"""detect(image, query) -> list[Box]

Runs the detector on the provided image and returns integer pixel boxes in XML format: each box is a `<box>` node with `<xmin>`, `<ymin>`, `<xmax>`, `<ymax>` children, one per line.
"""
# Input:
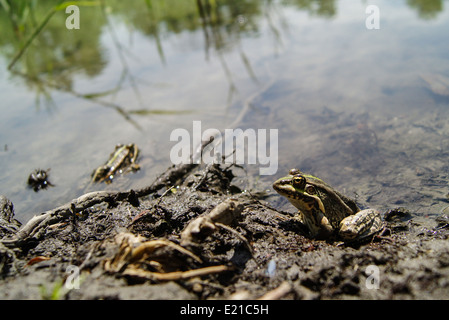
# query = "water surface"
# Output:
<box><xmin>1</xmin><ymin>0</ymin><xmax>448</xmax><ymax>221</ymax></box>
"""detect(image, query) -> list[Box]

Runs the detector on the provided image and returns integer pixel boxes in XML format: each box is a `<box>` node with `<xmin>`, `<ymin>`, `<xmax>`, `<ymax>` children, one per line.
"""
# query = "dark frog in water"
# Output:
<box><xmin>273</xmin><ymin>169</ymin><xmax>384</xmax><ymax>242</ymax></box>
<box><xmin>92</xmin><ymin>143</ymin><xmax>140</xmax><ymax>184</ymax></box>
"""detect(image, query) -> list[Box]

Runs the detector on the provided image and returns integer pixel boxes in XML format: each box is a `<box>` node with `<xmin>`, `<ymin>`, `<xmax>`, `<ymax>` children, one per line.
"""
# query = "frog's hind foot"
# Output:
<box><xmin>338</xmin><ymin>209</ymin><xmax>383</xmax><ymax>242</ymax></box>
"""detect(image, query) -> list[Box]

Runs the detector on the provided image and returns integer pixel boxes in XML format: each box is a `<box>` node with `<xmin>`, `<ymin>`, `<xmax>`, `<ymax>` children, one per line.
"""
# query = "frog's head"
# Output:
<box><xmin>272</xmin><ymin>169</ymin><xmax>326</xmax><ymax>215</ymax></box>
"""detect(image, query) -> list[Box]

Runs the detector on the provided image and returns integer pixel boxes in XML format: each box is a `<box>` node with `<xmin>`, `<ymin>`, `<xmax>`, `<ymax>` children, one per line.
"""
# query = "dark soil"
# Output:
<box><xmin>1</xmin><ymin>160</ymin><xmax>449</xmax><ymax>300</ymax></box>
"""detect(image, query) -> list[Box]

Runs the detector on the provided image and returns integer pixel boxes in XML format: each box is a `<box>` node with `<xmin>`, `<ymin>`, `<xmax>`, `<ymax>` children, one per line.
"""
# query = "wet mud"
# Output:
<box><xmin>1</xmin><ymin>155</ymin><xmax>449</xmax><ymax>300</ymax></box>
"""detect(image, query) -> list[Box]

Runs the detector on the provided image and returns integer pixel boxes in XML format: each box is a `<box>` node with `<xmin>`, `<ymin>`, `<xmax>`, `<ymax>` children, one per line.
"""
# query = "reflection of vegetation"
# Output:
<box><xmin>407</xmin><ymin>0</ymin><xmax>443</xmax><ymax>20</ymax></box>
<box><xmin>1</xmin><ymin>1</ymin><xmax>105</xmax><ymax>75</ymax></box>
<box><xmin>0</xmin><ymin>0</ymin><xmax>106</xmax><ymax>109</ymax></box>
<box><xmin>0</xmin><ymin>0</ymin><xmax>444</xmax><ymax>117</ymax></box>
<box><xmin>0</xmin><ymin>0</ymin><xmax>268</xmax><ymax>115</ymax></box>
<box><xmin>104</xmin><ymin>0</ymin><xmax>264</xmax><ymax>104</ymax></box>
<box><xmin>283</xmin><ymin>0</ymin><xmax>337</xmax><ymax>18</ymax></box>
<box><xmin>0</xmin><ymin>0</ymin><xmax>37</xmax><ymax>39</ymax></box>
<box><xmin>196</xmin><ymin>0</ymin><xmax>262</xmax><ymax>103</ymax></box>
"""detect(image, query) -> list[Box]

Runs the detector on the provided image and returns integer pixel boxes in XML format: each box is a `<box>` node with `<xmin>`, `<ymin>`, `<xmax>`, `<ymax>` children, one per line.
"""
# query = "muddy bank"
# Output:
<box><xmin>1</xmin><ymin>160</ymin><xmax>449</xmax><ymax>300</ymax></box>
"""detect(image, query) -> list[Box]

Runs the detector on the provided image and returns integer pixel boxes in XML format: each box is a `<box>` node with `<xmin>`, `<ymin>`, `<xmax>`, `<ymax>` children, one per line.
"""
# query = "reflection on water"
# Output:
<box><xmin>0</xmin><ymin>0</ymin><xmax>449</xmax><ymax>221</ymax></box>
<box><xmin>2</xmin><ymin>0</ymin><xmax>446</xmax><ymax>109</ymax></box>
<box><xmin>284</xmin><ymin>0</ymin><xmax>337</xmax><ymax>18</ymax></box>
<box><xmin>407</xmin><ymin>0</ymin><xmax>444</xmax><ymax>19</ymax></box>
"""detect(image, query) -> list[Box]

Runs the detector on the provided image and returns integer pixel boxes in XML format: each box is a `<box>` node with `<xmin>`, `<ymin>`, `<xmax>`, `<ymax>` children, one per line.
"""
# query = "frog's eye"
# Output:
<box><xmin>289</xmin><ymin>168</ymin><xmax>301</xmax><ymax>176</ymax></box>
<box><xmin>305</xmin><ymin>185</ymin><xmax>316</xmax><ymax>195</ymax></box>
<box><xmin>292</xmin><ymin>176</ymin><xmax>306</xmax><ymax>190</ymax></box>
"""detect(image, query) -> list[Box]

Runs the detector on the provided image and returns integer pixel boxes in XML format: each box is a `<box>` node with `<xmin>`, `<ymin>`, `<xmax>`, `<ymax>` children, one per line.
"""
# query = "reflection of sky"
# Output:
<box><xmin>1</xmin><ymin>0</ymin><xmax>449</xmax><ymax>221</ymax></box>
<box><xmin>278</xmin><ymin>0</ymin><xmax>449</xmax><ymax>113</ymax></box>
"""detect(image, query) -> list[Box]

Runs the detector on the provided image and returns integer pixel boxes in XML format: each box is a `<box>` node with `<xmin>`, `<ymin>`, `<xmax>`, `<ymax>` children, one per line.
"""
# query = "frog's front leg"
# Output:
<box><xmin>299</xmin><ymin>210</ymin><xmax>334</xmax><ymax>239</ymax></box>
<box><xmin>338</xmin><ymin>209</ymin><xmax>382</xmax><ymax>241</ymax></box>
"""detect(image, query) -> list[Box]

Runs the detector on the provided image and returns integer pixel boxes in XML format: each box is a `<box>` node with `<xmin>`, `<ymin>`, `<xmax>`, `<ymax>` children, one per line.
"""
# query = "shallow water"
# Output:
<box><xmin>0</xmin><ymin>0</ymin><xmax>448</xmax><ymax>222</ymax></box>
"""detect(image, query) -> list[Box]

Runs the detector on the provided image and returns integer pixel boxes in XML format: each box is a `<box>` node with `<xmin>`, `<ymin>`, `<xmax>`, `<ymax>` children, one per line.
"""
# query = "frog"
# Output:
<box><xmin>91</xmin><ymin>143</ymin><xmax>140</xmax><ymax>184</ymax></box>
<box><xmin>273</xmin><ymin>168</ymin><xmax>383</xmax><ymax>241</ymax></box>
